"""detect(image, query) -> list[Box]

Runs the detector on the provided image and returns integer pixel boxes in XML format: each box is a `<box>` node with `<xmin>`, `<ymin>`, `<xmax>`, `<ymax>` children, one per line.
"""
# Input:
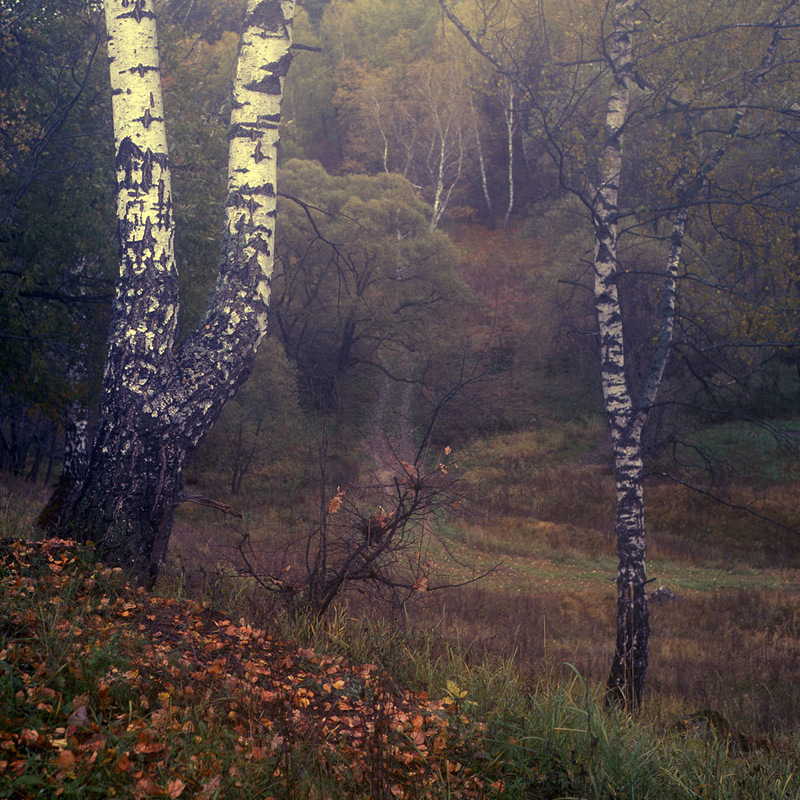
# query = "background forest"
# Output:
<box><xmin>3</xmin><ymin>0</ymin><xmax>800</xmax><ymax>794</ymax></box>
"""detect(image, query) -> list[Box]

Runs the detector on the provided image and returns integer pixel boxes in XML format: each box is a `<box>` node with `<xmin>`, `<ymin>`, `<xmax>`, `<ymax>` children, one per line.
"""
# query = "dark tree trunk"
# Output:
<box><xmin>606</xmin><ymin>447</ymin><xmax>649</xmax><ymax>707</ymax></box>
<box><xmin>39</xmin><ymin>411</ymin><xmax>89</xmax><ymax>530</ymax></box>
<box><xmin>68</xmin><ymin>418</ymin><xmax>184</xmax><ymax>585</ymax></box>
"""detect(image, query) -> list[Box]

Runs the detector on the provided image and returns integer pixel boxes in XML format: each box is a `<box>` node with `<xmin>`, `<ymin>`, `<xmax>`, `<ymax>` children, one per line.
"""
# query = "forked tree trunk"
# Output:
<box><xmin>55</xmin><ymin>0</ymin><xmax>295</xmax><ymax>585</ymax></box>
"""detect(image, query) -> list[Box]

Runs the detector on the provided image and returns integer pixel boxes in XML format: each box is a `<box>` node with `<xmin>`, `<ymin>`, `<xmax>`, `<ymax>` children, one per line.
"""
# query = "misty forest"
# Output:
<box><xmin>3</xmin><ymin>0</ymin><xmax>800</xmax><ymax>797</ymax></box>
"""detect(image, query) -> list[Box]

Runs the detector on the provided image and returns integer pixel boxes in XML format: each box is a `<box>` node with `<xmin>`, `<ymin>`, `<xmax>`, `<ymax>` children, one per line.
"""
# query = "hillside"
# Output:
<box><xmin>0</xmin><ymin>537</ymin><xmax>492</xmax><ymax>799</ymax></box>
<box><xmin>3</xmin><ymin>463</ymin><xmax>800</xmax><ymax>799</ymax></box>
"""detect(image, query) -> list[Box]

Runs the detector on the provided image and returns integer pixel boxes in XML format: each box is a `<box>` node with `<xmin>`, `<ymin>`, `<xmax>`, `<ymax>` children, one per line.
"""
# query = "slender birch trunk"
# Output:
<box><xmin>471</xmin><ymin>97</ymin><xmax>494</xmax><ymax>226</ymax></box>
<box><xmin>56</xmin><ymin>0</ymin><xmax>295</xmax><ymax>585</ymax></box>
<box><xmin>502</xmin><ymin>81</ymin><xmax>515</xmax><ymax>230</ymax></box>
<box><xmin>597</xmin><ymin>0</ymin><xmax>787</xmax><ymax>706</ymax></box>
<box><xmin>589</xmin><ymin>0</ymin><xmax>652</xmax><ymax>707</ymax></box>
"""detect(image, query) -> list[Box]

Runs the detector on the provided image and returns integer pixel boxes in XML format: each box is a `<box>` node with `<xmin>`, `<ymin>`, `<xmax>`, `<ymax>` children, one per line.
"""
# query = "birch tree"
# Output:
<box><xmin>439</xmin><ymin>0</ymin><xmax>798</xmax><ymax>706</ymax></box>
<box><xmin>49</xmin><ymin>0</ymin><xmax>295</xmax><ymax>585</ymax></box>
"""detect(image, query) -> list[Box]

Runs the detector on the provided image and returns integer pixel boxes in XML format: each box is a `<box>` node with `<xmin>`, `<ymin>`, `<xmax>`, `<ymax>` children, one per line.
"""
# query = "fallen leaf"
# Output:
<box><xmin>200</xmin><ymin>775</ymin><xmax>222</xmax><ymax>799</ymax></box>
<box><xmin>20</xmin><ymin>728</ymin><xmax>43</xmax><ymax>747</ymax></box>
<box><xmin>67</xmin><ymin>706</ymin><xmax>91</xmax><ymax>730</ymax></box>
<box><xmin>116</xmin><ymin>753</ymin><xmax>133</xmax><ymax>773</ymax></box>
<box><xmin>55</xmin><ymin>749</ymin><xmax>77</xmax><ymax>769</ymax></box>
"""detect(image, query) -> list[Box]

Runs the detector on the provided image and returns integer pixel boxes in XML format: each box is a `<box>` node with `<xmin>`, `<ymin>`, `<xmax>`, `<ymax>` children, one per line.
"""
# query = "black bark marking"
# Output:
<box><xmin>225</xmin><ymin>183</ymin><xmax>275</xmax><ymax>209</ymax></box>
<box><xmin>119</xmin><ymin>7</ymin><xmax>156</xmax><ymax>23</ymax></box>
<box><xmin>253</xmin><ymin>141</ymin><xmax>264</xmax><ymax>163</ymax></box>
<box><xmin>228</xmin><ymin>122</ymin><xmax>265</xmax><ymax>141</ymax></box>
<box><xmin>247</xmin><ymin>196</ymin><xmax>261</xmax><ymax>219</ymax></box>
<box><xmin>132</xmin><ymin>216</ymin><xmax>157</xmax><ymax>267</ymax></box>
<box><xmin>130</xmin><ymin>63</ymin><xmax>158</xmax><ymax>78</ymax></box>
<box><xmin>244</xmin><ymin>74</ymin><xmax>282</xmax><ymax>95</ymax></box>
<box><xmin>266</xmin><ymin>52</ymin><xmax>293</xmax><ymax>78</ymax></box>
<box><xmin>116</xmin><ymin>137</ymin><xmax>144</xmax><ymax>188</ymax></box>
<box><xmin>141</xmin><ymin>149</ymin><xmax>153</xmax><ymax>192</ymax></box>
<box><xmin>157</xmin><ymin>180</ymin><xmax>172</xmax><ymax>229</ymax></box>
<box><xmin>247</xmin><ymin>0</ymin><xmax>287</xmax><ymax>33</ymax></box>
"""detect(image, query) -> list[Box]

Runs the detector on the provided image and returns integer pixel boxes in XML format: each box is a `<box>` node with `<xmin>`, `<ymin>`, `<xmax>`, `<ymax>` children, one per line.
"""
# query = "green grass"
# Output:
<box><xmin>4</xmin><ymin>409</ymin><xmax>800</xmax><ymax>798</ymax></box>
<box><xmin>679</xmin><ymin>421</ymin><xmax>800</xmax><ymax>484</ymax></box>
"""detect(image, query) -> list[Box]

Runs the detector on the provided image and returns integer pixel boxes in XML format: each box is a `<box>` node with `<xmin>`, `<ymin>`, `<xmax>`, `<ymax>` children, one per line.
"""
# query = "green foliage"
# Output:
<box><xmin>321</xmin><ymin>0</ymin><xmax>439</xmax><ymax>69</ymax></box>
<box><xmin>0</xmin><ymin>2</ymin><xmax>115</xmax><ymax>470</ymax></box>
<box><xmin>195</xmin><ymin>337</ymin><xmax>306</xmax><ymax>495</ymax></box>
<box><xmin>272</xmin><ymin>158</ymin><xmax>466</xmax><ymax>412</ymax></box>
<box><xmin>157</xmin><ymin>23</ymin><xmax>238</xmax><ymax>337</ymax></box>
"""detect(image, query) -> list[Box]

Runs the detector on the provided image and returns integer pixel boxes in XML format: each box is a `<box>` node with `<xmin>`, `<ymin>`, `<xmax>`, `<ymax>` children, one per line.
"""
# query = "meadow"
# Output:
<box><xmin>4</xmin><ymin>407</ymin><xmax>798</xmax><ymax>798</ymax></box>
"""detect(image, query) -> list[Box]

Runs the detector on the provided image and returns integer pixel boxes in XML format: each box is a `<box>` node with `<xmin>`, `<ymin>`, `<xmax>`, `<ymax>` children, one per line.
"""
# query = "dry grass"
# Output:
<box><xmin>5</xmin><ymin>416</ymin><xmax>800</xmax><ymax>746</ymax></box>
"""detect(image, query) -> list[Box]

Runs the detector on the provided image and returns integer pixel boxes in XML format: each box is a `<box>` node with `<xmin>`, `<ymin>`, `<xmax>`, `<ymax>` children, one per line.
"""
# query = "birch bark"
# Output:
<box><xmin>589</xmin><ymin>0</ymin><xmax>651</xmax><ymax>707</ymax></box>
<box><xmin>502</xmin><ymin>81</ymin><xmax>515</xmax><ymax>230</ymax></box>
<box><xmin>56</xmin><ymin>0</ymin><xmax>295</xmax><ymax>585</ymax></box>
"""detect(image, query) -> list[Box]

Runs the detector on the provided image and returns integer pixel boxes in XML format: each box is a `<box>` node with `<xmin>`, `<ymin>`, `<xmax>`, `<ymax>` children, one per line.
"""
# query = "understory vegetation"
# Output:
<box><xmin>3</xmin><ymin>389</ymin><xmax>800</xmax><ymax>798</ymax></box>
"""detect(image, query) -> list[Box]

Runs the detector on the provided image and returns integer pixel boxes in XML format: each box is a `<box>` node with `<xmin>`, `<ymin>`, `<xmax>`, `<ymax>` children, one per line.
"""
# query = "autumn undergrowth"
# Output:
<box><xmin>0</xmin><ymin>538</ymin><xmax>495</xmax><ymax>799</ymax></box>
<box><xmin>4</xmin><ymin>407</ymin><xmax>800</xmax><ymax>799</ymax></box>
<box><xmin>3</xmin><ymin>535</ymin><xmax>799</xmax><ymax>799</ymax></box>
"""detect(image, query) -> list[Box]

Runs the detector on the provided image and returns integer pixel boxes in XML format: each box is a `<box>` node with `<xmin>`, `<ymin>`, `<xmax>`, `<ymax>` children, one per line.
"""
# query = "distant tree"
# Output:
<box><xmin>334</xmin><ymin>58</ymin><xmax>474</xmax><ymax>228</ymax></box>
<box><xmin>45</xmin><ymin>0</ymin><xmax>296</xmax><ymax>585</ymax></box>
<box><xmin>270</xmin><ymin>159</ymin><xmax>464</xmax><ymax>411</ymax></box>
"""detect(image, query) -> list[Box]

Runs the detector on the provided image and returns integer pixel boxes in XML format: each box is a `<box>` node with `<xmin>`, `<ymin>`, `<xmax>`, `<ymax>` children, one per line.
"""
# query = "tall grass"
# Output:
<box><xmin>267</xmin><ymin>607</ymin><xmax>800</xmax><ymax>799</ymax></box>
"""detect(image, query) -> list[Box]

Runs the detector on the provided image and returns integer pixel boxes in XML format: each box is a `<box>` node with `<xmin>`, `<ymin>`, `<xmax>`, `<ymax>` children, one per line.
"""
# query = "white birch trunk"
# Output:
<box><xmin>57</xmin><ymin>0</ymin><xmax>295</xmax><ymax>585</ymax></box>
<box><xmin>590</xmin><ymin>0</ymin><xmax>650</xmax><ymax>708</ymax></box>
<box><xmin>503</xmin><ymin>81</ymin><xmax>515</xmax><ymax>230</ymax></box>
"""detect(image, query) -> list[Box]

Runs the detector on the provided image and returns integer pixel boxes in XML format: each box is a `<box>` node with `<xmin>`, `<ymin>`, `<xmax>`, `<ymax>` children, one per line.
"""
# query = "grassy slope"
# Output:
<box><xmin>2</xmin><ymin>530</ymin><xmax>800</xmax><ymax>800</ymax></box>
<box><xmin>408</xmin><ymin>422</ymin><xmax>800</xmax><ymax>736</ymax></box>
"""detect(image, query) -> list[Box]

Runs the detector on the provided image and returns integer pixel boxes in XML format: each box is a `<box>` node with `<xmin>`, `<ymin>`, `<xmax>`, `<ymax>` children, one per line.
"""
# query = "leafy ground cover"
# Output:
<box><xmin>0</xmin><ymin>537</ymin><xmax>498</xmax><ymax>799</ymax></box>
<box><xmin>2</xmin><ymin>493</ymin><xmax>800</xmax><ymax>798</ymax></box>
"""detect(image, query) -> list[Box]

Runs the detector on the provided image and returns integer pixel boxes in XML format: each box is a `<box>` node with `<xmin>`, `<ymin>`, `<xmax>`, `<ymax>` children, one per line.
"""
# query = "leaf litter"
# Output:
<box><xmin>0</xmin><ymin>538</ymin><xmax>501</xmax><ymax>798</ymax></box>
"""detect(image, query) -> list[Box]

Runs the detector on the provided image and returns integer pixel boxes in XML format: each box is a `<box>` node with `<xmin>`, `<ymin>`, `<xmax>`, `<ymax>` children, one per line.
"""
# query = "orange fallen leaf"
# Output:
<box><xmin>20</xmin><ymin>728</ymin><xmax>43</xmax><ymax>747</ymax></box>
<box><xmin>167</xmin><ymin>777</ymin><xmax>186</xmax><ymax>798</ymax></box>
<box><xmin>133</xmin><ymin>739</ymin><xmax>164</xmax><ymax>756</ymax></box>
<box><xmin>55</xmin><ymin>749</ymin><xmax>77</xmax><ymax>770</ymax></box>
<box><xmin>116</xmin><ymin>753</ymin><xmax>133</xmax><ymax>773</ymax></box>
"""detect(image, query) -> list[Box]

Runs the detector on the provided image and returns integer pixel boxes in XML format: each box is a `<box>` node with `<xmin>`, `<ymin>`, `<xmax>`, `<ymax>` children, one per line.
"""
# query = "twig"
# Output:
<box><xmin>178</xmin><ymin>493</ymin><xmax>243</xmax><ymax>518</ymax></box>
